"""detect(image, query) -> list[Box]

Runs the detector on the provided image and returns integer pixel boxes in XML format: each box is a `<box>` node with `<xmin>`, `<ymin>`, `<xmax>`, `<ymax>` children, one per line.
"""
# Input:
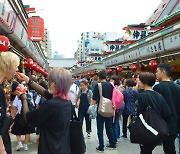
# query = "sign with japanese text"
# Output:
<box><xmin>163</xmin><ymin>33</ymin><xmax>180</xmax><ymax>51</ymax></box>
<box><xmin>123</xmin><ymin>29</ymin><xmax>155</xmax><ymax>42</ymax></box>
<box><xmin>28</xmin><ymin>16</ymin><xmax>44</xmax><ymax>42</ymax></box>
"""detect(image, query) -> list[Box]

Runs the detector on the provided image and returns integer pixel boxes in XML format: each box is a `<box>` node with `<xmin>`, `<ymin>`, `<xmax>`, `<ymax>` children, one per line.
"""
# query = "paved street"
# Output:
<box><xmin>11</xmin><ymin>119</ymin><xmax>179</xmax><ymax>154</ymax></box>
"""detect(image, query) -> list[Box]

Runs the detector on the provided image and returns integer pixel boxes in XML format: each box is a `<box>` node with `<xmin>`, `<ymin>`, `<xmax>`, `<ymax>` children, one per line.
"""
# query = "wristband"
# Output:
<box><xmin>27</xmin><ymin>79</ymin><xmax>33</xmax><ymax>86</ymax></box>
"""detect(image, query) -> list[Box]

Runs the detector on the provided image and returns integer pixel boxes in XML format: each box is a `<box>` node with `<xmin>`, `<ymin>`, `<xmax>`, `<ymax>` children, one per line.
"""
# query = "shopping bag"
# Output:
<box><xmin>70</xmin><ymin>108</ymin><xmax>86</xmax><ymax>154</ymax></box>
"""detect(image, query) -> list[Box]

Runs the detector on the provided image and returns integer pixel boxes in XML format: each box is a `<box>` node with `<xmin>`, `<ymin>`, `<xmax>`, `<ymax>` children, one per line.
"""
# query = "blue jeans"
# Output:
<box><xmin>96</xmin><ymin>113</ymin><xmax>116</xmax><ymax>149</ymax></box>
<box><xmin>113</xmin><ymin>114</ymin><xmax>120</xmax><ymax>140</ymax></box>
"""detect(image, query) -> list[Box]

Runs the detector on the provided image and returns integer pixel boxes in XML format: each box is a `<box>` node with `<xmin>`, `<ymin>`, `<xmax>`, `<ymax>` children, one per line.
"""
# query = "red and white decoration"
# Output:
<box><xmin>0</xmin><ymin>35</ymin><xmax>10</xmax><ymax>52</ymax></box>
<box><xmin>130</xmin><ymin>64</ymin><xmax>138</xmax><ymax>71</ymax></box>
<box><xmin>149</xmin><ymin>60</ymin><xmax>158</xmax><ymax>69</ymax></box>
<box><xmin>117</xmin><ymin>66</ymin><xmax>123</xmax><ymax>73</ymax></box>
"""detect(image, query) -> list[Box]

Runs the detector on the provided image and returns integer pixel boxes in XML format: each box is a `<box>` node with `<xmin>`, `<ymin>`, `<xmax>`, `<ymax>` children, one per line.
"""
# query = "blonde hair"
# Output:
<box><xmin>0</xmin><ymin>52</ymin><xmax>20</xmax><ymax>73</ymax></box>
<box><xmin>48</xmin><ymin>68</ymin><xmax>72</xmax><ymax>100</ymax></box>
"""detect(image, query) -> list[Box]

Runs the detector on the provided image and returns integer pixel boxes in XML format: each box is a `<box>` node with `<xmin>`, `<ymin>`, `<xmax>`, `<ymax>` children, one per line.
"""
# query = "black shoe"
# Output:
<box><xmin>106</xmin><ymin>145</ymin><xmax>116</xmax><ymax>150</ymax></box>
<box><xmin>96</xmin><ymin>147</ymin><xmax>104</xmax><ymax>153</ymax></box>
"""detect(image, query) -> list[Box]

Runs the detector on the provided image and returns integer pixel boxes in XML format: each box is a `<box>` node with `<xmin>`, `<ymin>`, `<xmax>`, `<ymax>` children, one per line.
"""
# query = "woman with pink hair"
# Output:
<box><xmin>16</xmin><ymin>68</ymin><xmax>72</xmax><ymax>154</ymax></box>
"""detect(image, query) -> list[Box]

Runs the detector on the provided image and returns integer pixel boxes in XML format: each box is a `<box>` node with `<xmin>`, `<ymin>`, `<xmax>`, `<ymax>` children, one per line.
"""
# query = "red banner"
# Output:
<box><xmin>28</xmin><ymin>16</ymin><xmax>44</xmax><ymax>42</ymax></box>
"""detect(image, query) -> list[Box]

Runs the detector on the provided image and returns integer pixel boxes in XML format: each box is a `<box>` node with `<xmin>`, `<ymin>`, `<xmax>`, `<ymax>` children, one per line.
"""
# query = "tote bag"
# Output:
<box><xmin>98</xmin><ymin>83</ymin><xmax>114</xmax><ymax>117</ymax></box>
<box><xmin>70</xmin><ymin>108</ymin><xmax>86</xmax><ymax>154</ymax></box>
<box><xmin>130</xmin><ymin>106</ymin><xmax>169</xmax><ymax>145</ymax></box>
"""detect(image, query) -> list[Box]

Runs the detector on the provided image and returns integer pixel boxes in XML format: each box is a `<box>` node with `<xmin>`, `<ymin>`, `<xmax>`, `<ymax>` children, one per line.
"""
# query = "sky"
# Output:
<box><xmin>22</xmin><ymin>0</ymin><xmax>162</xmax><ymax>58</ymax></box>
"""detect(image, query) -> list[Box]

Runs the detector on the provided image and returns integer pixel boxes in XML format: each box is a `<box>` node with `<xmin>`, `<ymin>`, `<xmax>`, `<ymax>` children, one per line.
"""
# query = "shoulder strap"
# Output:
<box><xmin>98</xmin><ymin>83</ymin><xmax>102</xmax><ymax>97</ymax></box>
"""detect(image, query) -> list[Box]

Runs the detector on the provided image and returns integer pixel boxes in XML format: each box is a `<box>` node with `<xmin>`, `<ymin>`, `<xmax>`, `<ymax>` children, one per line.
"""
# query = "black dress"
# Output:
<box><xmin>26</xmin><ymin>96</ymin><xmax>71</xmax><ymax>154</ymax></box>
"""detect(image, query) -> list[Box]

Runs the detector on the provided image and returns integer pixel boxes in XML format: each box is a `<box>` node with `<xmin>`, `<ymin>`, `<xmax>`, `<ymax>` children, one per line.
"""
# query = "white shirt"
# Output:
<box><xmin>35</xmin><ymin>95</ymin><xmax>41</xmax><ymax>105</ymax></box>
<box><xmin>69</xmin><ymin>83</ymin><xmax>79</xmax><ymax>105</ymax></box>
<box><xmin>13</xmin><ymin>96</ymin><xmax>22</xmax><ymax>114</ymax></box>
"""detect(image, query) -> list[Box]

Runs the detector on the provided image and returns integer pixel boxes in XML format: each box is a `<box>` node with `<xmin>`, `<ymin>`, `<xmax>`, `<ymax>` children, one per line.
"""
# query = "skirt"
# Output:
<box><xmin>11</xmin><ymin>114</ymin><xmax>35</xmax><ymax>135</ymax></box>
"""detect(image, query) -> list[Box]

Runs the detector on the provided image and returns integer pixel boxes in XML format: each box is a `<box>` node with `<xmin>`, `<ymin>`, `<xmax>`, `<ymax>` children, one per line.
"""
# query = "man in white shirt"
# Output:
<box><xmin>69</xmin><ymin>77</ymin><xmax>79</xmax><ymax>106</ymax></box>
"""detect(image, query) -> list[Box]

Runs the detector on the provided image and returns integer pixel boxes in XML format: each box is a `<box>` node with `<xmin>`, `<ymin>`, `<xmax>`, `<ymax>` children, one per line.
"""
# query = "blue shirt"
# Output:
<box><xmin>123</xmin><ymin>87</ymin><xmax>138</xmax><ymax>115</ymax></box>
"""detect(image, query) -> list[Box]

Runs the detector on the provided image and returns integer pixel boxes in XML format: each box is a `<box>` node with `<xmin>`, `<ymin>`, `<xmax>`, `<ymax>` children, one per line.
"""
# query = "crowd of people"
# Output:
<box><xmin>0</xmin><ymin>51</ymin><xmax>180</xmax><ymax>154</ymax></box>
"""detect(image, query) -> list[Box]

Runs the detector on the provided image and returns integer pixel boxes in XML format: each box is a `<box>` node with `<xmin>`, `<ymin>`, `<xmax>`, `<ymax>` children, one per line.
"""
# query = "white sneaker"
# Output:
<box><xmin>23</xmin><ymin>144</ymin><xmax>28</xmax><ymax>151</ymax></box>
<box><xmin>87</xmin><ymin>133</ymin><xmax>91</xmax><ymax>138</ymax></box>
<box><xmin>16</xmin><ymin>143</ymin><xmax>23</xmax><ymax>151</ymax></box>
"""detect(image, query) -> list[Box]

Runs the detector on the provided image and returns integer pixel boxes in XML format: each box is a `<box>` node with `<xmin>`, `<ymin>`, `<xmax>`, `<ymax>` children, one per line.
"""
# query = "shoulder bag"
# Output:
<box><xmin>98</xmin><ymin>83</ymin><xmax>114</xmax><ymax>117</ymax></box>
<box><xmin>129</xmin><ymin>106</ymin><xmax>169</xmax><ymax>144</ymax></box>
<box><xmin>70</xmin><ymin>106</ymin><xmax>86</xmax><ymax>154</ymax></box>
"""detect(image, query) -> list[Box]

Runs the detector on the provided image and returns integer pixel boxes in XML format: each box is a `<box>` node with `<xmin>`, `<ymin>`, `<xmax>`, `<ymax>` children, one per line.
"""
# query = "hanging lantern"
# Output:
<box><xmin>117</xmin><ymin>66</ymin><xmax>123</xmax><ymax>73</ymax></box>
<box><xmin>44</xmin><ymin>72</ymin><xmax>48</xmax><ymax>77</ymax></box>
<box><xmin>130</xmin><ymin>64</ymin><xmax>137</xmax><ymax>71</ymax></box>
<box><xmin>36</xmin><ymin>65</ymin><xmax>41</xmax><ymax>72</ymax></box>
<box><xmin>0</xmin><ymin>35</ymin><xmax>10</xmax><ymax>52</ymax></box>
<box><xmin>149</xmin><ymin>60</ymin><xmax>158</xmax><ymax>69</ymax></box>
<box><xmin>24</xmin><ymin>58</ymin><xmax>33</xmax><ymax>68</ymax></box>
<box><xmin>32</xmin><ymin>62</ymin><xmax>38</xmax><ymax>70</ymax></box>
<box><xmin>107</xmin><ymin>68</ymin><xmax>113</xmax><ymax>73</ymax></box>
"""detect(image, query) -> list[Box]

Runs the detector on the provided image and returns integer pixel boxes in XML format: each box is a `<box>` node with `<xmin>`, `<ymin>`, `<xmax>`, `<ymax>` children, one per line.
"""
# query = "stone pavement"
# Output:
<box><xmin>11</xmin><ymin>119</ymin><xmax>179</xmax><ymax>154</ymax></box>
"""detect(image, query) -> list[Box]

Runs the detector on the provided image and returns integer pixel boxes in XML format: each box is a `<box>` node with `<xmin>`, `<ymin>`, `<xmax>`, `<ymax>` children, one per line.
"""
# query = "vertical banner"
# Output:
<box><xmin>28</xmin><ymin>16</ymin><xmax>44</xmax><ymax>42</ymax></box>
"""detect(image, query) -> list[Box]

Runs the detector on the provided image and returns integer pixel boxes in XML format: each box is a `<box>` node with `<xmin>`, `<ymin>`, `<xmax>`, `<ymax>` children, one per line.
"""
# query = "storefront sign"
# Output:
<box><xmin>163</xmin><ymin>32</ymin><xmax>180</xmax><ymax>51</ymax></box>
<box><xmin>28</xmin><ymin>16</ymin><xmax>44</xmax><ymax>42</ymax></box>
<box><xmin>139</xmin><ymin>40</ymin><xmax>164</xmax><ymax>57</ymax></box>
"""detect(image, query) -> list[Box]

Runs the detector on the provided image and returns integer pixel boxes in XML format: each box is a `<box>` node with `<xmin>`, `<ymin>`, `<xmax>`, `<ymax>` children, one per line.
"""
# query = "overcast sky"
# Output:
<box><xmin>22</xmin><ymin>0</ymin><xmax>162</xmax><ymax>58</ymax></box>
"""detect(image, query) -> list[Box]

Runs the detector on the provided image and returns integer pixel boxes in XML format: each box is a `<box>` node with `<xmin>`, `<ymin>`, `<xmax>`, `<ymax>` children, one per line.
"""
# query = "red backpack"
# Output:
<box><xmin>111</xmin><ymin>84</ymin><xmax>124</xmax><ymax>110</ymax></box>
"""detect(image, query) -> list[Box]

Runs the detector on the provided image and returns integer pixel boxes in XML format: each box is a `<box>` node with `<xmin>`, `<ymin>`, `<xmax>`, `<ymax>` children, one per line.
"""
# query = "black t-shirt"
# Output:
<box><xmin>0</xmin><ymin>85</ymin><xmax>7</xmax><ymax>134</ymax></box>
<box><xmin>93</xmin><ymin>82</ymin><xmax>113</xmax><ymax>104</ymax></box>
<box><xmin>26</xmin><ymin>96</ymin><xmax>71</xmax><ymax>154</ymax></box>
<box><xmin>136</xmin><ymin>90</ymin><xmax>171</xmax><ymax>123</ymax></box>
<box><xmin>153</xmin><ymin>81</ymin><xmax>180</xmax><ymax>134</ymax></box>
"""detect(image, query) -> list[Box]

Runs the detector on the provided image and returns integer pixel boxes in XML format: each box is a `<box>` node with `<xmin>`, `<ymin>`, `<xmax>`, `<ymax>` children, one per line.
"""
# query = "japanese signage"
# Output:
<box><xmin>28</xmin><ymin>16</ymin><xmax>44</xmax><ymax>42</ymax></box>
<box><xmin>123</xmin><ymin>29</ymin><xmax>155</xmax><ymax>42</ymax></box>
<box><xmin>163</xmin><ymin>33</ymin><xmax>180</xmax><ymax>51</ymax></box>
<box><xmin>139</xmin><ymin>40</ymin><xmax>164</xmax><ymax>57</ymax></box>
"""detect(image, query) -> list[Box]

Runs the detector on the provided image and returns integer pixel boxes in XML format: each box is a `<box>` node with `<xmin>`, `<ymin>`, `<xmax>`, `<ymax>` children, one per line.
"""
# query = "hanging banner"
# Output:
<box><xmin>28</xmin><ymin>16</ymin><xmax>44</xmax><ymax>42</ymax></box>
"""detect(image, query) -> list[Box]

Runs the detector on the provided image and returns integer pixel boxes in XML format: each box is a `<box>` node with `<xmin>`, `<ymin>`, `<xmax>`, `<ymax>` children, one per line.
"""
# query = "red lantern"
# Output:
<box><xmin>0</xmin><ymin>35</ymin><xmax>10</xmax><ymax>52</ymax></box>
<box><xmin>32</xmin><ymin>62</ymin><xmax>37</xmax><ymax>70</ymax></box>
<box><xmin>130</xmin><ymin>64</ymin><xmax>137</xmax><ymax>71</ymax></box>
<box><xmin>36</xmin><ymin>65</ymin><xmax>40</xmax><ymax>72</ymax></box>
<box><xmin>44</xmin><ymin>72</ymin><xmax>48</xmax><ymax>77</ymax></box>
<box><xmin>117</xmin><ymin>66</ymin><xmax>122</xmax><ymax>73</ymax></box>
<box><xmin>24</xmin><ymin>58</ymin><xmax>33</xmax><ymax>68</ymax></box>
<box><xmin>107</xmin><ymin>68</ymin><xmax>112</xmax><ymax>73</ymax></box>
<box><xmin>149</xmin><ymin>60</ymin><xmax>158</xmax><ymax>69</ymax></box>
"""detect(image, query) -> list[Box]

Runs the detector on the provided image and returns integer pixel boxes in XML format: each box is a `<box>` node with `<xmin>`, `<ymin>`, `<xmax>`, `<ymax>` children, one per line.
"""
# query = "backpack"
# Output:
<box><xmin>111</xmin><ymin>84</ymin><xmax>124</xmax><ymax>110</ymax></box>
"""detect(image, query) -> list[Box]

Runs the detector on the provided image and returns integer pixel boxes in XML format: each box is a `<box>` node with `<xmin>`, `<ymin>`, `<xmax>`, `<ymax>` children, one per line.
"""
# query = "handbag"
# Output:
<box><xmin>98</xmin><ymin>83</ymin><xmax>114</xmax><ymax>117</ymax></box>
<box><xmin>70</xmin><ymin>107</ymin><xmax>86</xmax><ymax>154</ymax></box>
<box><xmin>1</xmin><ymin>114</ymin><xmax>14</xmax><ymax>137</ymax></box>
<box><xmin>129</xmin><ymin>106</ymin><xmax>169</xmax><ymax>144</ymax></box>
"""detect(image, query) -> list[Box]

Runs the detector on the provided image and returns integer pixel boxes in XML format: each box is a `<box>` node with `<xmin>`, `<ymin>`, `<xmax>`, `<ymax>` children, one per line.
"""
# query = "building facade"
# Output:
<box><xmin>75</xmin><ymin>32</ymin><xmax>117</xmax><ymax>63</ymax></box>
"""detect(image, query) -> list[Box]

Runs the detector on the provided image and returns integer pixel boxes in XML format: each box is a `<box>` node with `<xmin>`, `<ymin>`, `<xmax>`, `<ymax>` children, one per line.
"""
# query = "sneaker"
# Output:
<box><xmin>23</xmin><ymin>144</ymin><xmax>28</xmax><ymax>151</ymax></box>
<box><xmin>16</xmin><ymin>143</ymin><xmax>23</xmax><ymax>151</ymax></box>
<box><xmin>87</xmin><ymin>133</ymin><xmax>91</xmax><ymax>138</ymax></box>
<box><xmin>96</xmin><ymin>147</ymin><xmax>104</xmax><ymax>153</ymax></box>
<box><xmin>106</xmin><ymin>145</ymin><xmax>116</xmax><ymax>150</ymax></box>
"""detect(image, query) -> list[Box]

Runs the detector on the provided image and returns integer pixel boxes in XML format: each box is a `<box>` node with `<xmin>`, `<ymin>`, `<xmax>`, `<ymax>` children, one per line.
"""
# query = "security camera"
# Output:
<box><xmin>144</xmin><ymin>26</ymin><xmax>151</xmax><ymax>31</ymax></box>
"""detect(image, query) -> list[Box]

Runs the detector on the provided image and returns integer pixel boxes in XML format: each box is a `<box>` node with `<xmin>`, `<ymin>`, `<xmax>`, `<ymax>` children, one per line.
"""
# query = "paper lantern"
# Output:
<box><xmin>44</xmin><ymin>72</ymin><xmax>48</xmax><ymax>77</ymax></box>
<box><xmin>149</xmin><ymin>60</ymin><xmax>158</xmax><ymax>69</ymax></box>
<box><xmin>24</xmin><ymin>58</ymin><xmax>33</xmax><ymax>68</ymax></box>
<box><xmin>107</xmin><ymin>68</ymin><xmax>113</xmax><ymax>73</ymax></box>
<box><xmin>0</xmin><ymin>35</ymin><xmax>10</xmax><ymax>52</ymax></box>
<box><xmin>32</xmin><ymin>62</ymin><xmax>38</xmax><ymax>70</ymax></box>
<box><xmin>130</xmin><ymin>64</ymin><xmax>137</xmax><ymax>71</ymax></box>
<box><xmin>117</xmin><ymin>66</ymin><xmax>122</xmax><ymax>72</ymax></box>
